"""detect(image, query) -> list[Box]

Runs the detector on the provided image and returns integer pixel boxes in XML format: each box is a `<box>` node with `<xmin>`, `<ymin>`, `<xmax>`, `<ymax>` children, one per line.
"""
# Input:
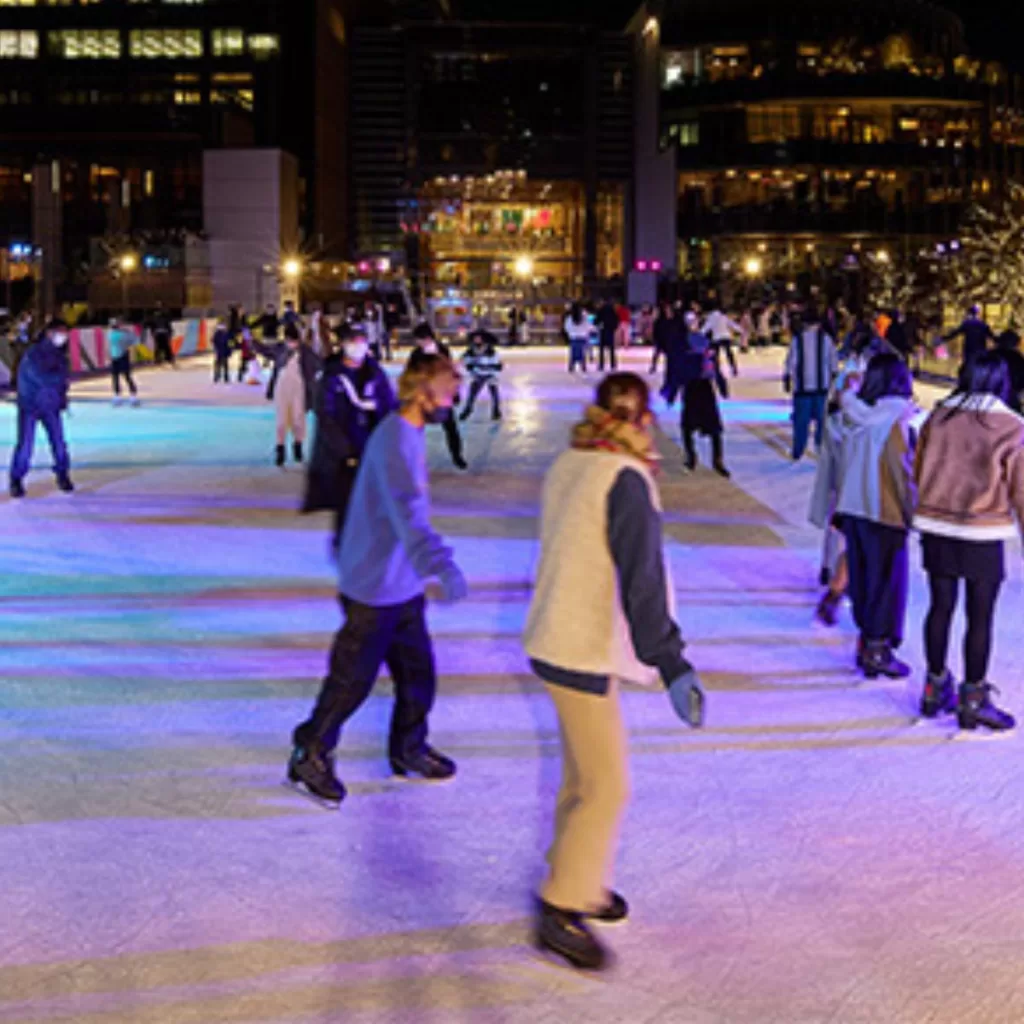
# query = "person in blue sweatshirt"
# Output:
<box><xmin>9</xmin><ymin>318</ymin><xmax>74</xmax><ymax>499</ymax></box>
<box><xmin>287</xmin><ymin>352</ymin><xmax>469</xmax><ymax>807</ymax></box>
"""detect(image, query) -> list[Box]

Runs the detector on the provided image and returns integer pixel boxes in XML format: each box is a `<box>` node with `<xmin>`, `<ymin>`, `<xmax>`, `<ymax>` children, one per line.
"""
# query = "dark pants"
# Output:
<box><xmin>293</xmin><ymin>595</ymin><xmax>437</xmax><ymax>760</ymax></box>
<box><xmin>154</xmin><ymin>332</ymin><xmax>174</xmax><ymax>366</ymax></box>
<box><xmin>599</xmin><ymin>338</ymin><xmax>617</xmax><ymax>372</ymax></box>
<box><xmin>925</xmin><ymin>575</ymin><xmax>1002</xmax><ymax>684</ymax></box>
<box><xmin>649</xmin><ymin>347</ymin><xmax>665</xmax><ymax>375</ymax></box>
<box><xmin>442</xmin><ymin>415</ymin><xmax>464</xmax><ymax>465</ymax></box>
<box><xmin>462</xmin><ymin>378</ymin><xmax>501</xmax><ymax>419</ymax></box>
<box><xmin>237</xmin><ymin>349</ymin><xmax>248</xmax><ymax>382</ymax></box>
<box><xmin>213</xmin><ymin>352</ymin><xmax>231</xmax><ymax>383</ymax></box>
<box><xmin>792</xmin><ymin>392</ymin><xmax>827</xmax><ymax>460</ymax></box>
<box><xmin>843</xmin><ymin>516</ymin><xmax>908</xmax><ymax>646</ymax></box>
<box><xmin>111</xmin><ymin>354</ymin><xmax>137</xmax><ymax>396</ymax></box>
<box><xmin>568</xmin><ymin>341</ymin><xmax>587</xmax><ymax>373</ymax></box>
<box><xmin>330</xmin><ymin>469</ymin><xmax>359</xmax><ymax>556</ymax></box>
<box><xmin>10</xmin><ymin>406</ymin><xmax>70</xmax><ymax>483</ymax></box>
<box><xmin>683</xmin><ymin>429</ymin><xmax>724</xmax><ymax>467</ymax></box>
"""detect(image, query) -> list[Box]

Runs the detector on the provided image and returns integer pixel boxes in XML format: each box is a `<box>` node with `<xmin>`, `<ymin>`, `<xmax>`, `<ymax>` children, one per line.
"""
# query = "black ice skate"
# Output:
<box><xmin>920</xmin><ymin>670</ymin><xmax>957</xmax><ymax>719</ymax></box>
<box><xmin>293</xmin><ymin>441</ymin><xmax>304</xmax><ymax>464</ymax></box>
<box><xmin>275</xmin><ymin>444</ymin><xmax>286</xmax><ymax>468</ymax></box>
<box><xmin>862</xmin><ymin>640</ymin><xmax>910</xmax><ymax>680</ymax></box>
<box><xmin>535</xmin><ymin>899</ymin><xmax>608</xmax><ymax>971</ymax></box>
<box><xmin>56</xmin><ymin>474</ymin><xmax>75</xmax><ymax>494</ymax></box>
<box><xmin>9</xmin><ymin>479</ymin><xmax>25</xmax><ymax>499</ymax></box>
<box><xmin>586</xmin><ymin>891</ymin><xmax>629</xmax><ymax>925</ymax></box>
<box><xmin>390</xmin><ymin>745</ymin><xmax>456</xmax><ymax>781</ymax></box>
<box><xmin>958</xmin><ymin>683</ymin><xmax>1016</xmax><ymax>733</ymax></box>
<box><xmin>286</xmin><ymin>746</ymin><xmax>346</xmax><ymax>808</ymax></box>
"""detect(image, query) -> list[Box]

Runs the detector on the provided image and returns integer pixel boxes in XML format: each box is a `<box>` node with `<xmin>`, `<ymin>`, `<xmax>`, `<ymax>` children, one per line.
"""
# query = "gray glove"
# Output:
<box><xmin>668</xmin><ymin>668</ymin><xmax>705</xmax><ymax>728</ymax></box>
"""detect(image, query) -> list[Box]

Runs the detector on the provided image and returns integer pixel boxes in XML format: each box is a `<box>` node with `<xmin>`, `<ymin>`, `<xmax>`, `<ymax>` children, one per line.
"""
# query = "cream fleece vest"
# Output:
<box><xmin>524</xmin><ymin>449</ymin><xmax>670</xmax><ymax>688</ymax></box>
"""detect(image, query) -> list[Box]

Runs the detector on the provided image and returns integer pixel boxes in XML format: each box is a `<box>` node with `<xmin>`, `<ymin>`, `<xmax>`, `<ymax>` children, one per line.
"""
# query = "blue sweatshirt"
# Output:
<box><xmin>337</xmin><ymin>411</ymin><xmax>459</xmax><ymax>606</ymax></box>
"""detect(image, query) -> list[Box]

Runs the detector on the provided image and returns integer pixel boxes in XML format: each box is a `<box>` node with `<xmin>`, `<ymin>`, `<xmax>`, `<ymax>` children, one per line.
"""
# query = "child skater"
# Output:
<box><xmin>459</xmin><ymin>326</ymin><xmax>503</xmax><ymax>422</ymax></box>
<box><xmin>212</xmin><ymin>316</ymin><xmax>233</xmax><ymax>384</ymax></box>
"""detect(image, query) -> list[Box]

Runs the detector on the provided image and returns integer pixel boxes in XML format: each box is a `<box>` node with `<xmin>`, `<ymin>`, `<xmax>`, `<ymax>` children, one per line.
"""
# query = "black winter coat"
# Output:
<box><xmin>302</xmin><ymin>358</ymin><xmax>397</xmax><ymax>513</ymax></box>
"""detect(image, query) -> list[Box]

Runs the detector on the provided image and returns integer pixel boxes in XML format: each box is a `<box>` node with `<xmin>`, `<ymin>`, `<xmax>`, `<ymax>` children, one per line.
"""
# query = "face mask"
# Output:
<box><xmin>344</xmin><ymin>341</ymin><xmax>368</xmax><ymax>364</ymax></box>
<box><xmin>51</xmin><ymin>333</ymin><xmax>69</xmax><ymax>348</ymax></box>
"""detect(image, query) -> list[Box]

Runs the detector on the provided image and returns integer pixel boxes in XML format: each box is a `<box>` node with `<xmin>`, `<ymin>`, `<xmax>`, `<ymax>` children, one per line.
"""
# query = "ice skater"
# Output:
<box><xmin>835</xmin><ymin>353</ymin><xmax>918</xmax><ymax>679</ymax></box>
<box><xmin>701</xmin><ymin>304</ymin><xmax>741</xmax><ymax>399</ymax></box>
<box><xmin>673</xmin><ymin>312</ymin><xmax>730</xmax><ymax>477</ymax></box>
<box><xmin>148</xmin><ymin>302</ymin><xmax>175</xmax><ymax>368</ymax></box>
<box><xmin>254</xmin><ymin>323</ymin><xmax>321</xmax><ymax>466</ymax></box>
<box><xmin>459</xmin><ymin>327</ymin><xmax>503</xmax><ymax>422</ymax></box>
<box><xmin>212</xmin><ymin>317</ymin><xmax>233</xmax><ymax>384</ymax></box>
<box><xmin>524</xmin><ymin>371</ymin><xmax>704</xmax><ymax>971</ymax></box>
<box><xmin>411</xmin><ymin>322</ymin><xmax>468</xmax><ymax>469</ymax></box>
<box><xmin>784</xmin><ymin>308</ymin><xmax>838</xmax><ymax>461</ymax></box>
<box><xmin>108</xmin><ymin>317</ymin><xmax>140</xmax><ymax>407</ymax></box>
<box><xmin>287</xmin><ymin>353</ymin><xmax>468</xmax><ymax>807</ymax></box>
<box><xmin>913</xmin><ymin>353</ymin><xmax>1024</xmax><ymax>732</ymax></box>
<box><xmin>9</xmin><ymin>318</ymin><xmax>74</xmax><ymax>499</ymax></box>
<box><xmin>564</xmin><ymin>304</ymin><xmax>593</xmax><ymax>374</ymax></box>
<box><xmin>303</xmin><ymin>324</ymin><xmax>397</xmax><ymax>558</ymax></box>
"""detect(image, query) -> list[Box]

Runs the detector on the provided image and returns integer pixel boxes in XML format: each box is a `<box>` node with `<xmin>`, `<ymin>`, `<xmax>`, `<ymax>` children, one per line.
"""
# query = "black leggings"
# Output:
<box><xmin>924</xmin><ymin>574</ymin><xmax>1002</xmax><ymax>684</ymax></box>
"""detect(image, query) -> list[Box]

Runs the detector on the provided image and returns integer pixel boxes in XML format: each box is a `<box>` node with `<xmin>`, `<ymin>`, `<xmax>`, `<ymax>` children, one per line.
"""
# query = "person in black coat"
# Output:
<box><xmin>650</xmin><ymin>301</ymin><xmax>674</xmax><ymax>375</ymax></box>
<box><xmin>596</xmin><ymin>299</ymin><xmax>619</xmax><ymax>372</ymax></box>
<box><xmin>9</xmin><ymin>319</ymin><xmax>74</xmax><ymax>498</ymax></box>
<box><xmin>672</xmin><ymin>312</ymin><xmax>729</xmax><ymax>477</ymax></box>
<box><xmin>944</xmin><ymin>306</ymin><xmax>994</xmax><ymax>367</ymax></box>
<box><xmin>996</xmin><ymin>330</ymin><xmax>1024</xmax><ymax>413</ymax></box>
<box><xmin>304</xmin><ymin>325</ymin><xmax>397</xmax><ymax>556</ymax></box>
<box><xmin>411</xmin><ymin>321</ymin><xmax>467</xmax><ymax>469</ymax></box>
<box><xmin>659</xmin><ymin>304</ymin><xmax>688</xmax><ymax>405</ymax></box>
<box><xmin>148</xmin><ymin>303</ymin><xmax>175</xmax><ymax>367</ymax></box>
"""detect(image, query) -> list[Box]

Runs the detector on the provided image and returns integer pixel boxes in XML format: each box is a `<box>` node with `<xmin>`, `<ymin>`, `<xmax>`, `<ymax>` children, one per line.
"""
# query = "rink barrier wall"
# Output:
<box><xmin>67</xmin><ymin>319</ymin><xmax>218</xmax><ymax>374</ymax></box>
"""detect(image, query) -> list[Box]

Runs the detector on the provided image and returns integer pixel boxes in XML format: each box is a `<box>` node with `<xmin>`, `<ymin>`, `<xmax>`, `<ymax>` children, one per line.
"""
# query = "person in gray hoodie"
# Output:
<box><xmin>829</xmin><ymin>353</ymin><xmax>919</xmax><ymax>679</ymax></box>
<box><xmin>287</xmin><ymin>353</ymin><xmax>468</xmax><ymax>808</ymax></box>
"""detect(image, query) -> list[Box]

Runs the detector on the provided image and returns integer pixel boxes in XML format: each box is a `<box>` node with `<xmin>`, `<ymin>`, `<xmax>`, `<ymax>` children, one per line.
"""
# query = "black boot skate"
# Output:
<box><xmin>9</xmin><ymin>478</ymin><xmax>25</xmax><ymax>499</ymax></box>
<box><xmin>920</xmin><ymin>670</ymin><xmax>957</xmax><ymax>719</ymax></box>
<box><xmin>275</xmin><ymin>444</ymin><xmax>286</xmax><ymax>467</ymax></box>
<box><xmin>535</xmin><ymin>898</ymin><xmax>608</xmax><ymax>971</ymax></box>
<box><xmin>390</xmin><ymin>745</ymin><xmax>456</xmax><ymax>781</ymax></box>
<box><xmin>862</xmin><ymin>640</ymin><xmax>911</xmax><ymax>680</ymax></box>
<box><xmin>586</xmin><ymin>891</ymin><xmax>629</xmax><ymax>925</ymax></box>
<box><xmin>56</xmin><ymin>474</ymin><xmax>75</xmax><ymax>494</ymax></box>
<box><xmin>293</xmin><ymin>441</ymin><xmax>304</xmax><ymax>464</ymax></box>
<box><xmin>286</xmin><ymin>746</ymin><xmax>346</xmax><ymax>808</ymax></box>
<box><xmin>958</xmin><ymin>683</ymin><xmax>1016</xmax><ymax>733</ymax></box>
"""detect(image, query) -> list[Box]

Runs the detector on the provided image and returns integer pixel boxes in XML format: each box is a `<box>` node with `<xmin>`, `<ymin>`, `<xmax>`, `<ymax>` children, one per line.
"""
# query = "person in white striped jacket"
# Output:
<box><xmin>459</xmin><ymin>328</ymin><xmax>503</xmax><ymax>422</ymax></box>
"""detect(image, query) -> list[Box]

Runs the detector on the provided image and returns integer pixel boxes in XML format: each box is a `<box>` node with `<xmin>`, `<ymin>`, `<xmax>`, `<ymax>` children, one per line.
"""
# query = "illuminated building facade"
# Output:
<box><xmin>650</xmin><ymin>0</ymin><xmax>1024</xmax><ymax>290</ymax></box>
<box><xmin>349</xmin><ymin>17</ymin><xmax>632</xmax><ymax>308</ymax></box>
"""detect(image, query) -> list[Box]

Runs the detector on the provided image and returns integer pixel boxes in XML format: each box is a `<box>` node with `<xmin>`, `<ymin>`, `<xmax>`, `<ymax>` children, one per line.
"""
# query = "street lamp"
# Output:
<box><xmin>875</xmin><ymin>249</ymin><xmax>890</xmax><ymax>264</ymax></box>
<box><xmin>744</xmin><ymin>256</ymin><xmax>763</xmax><ymax>277</ymax></box>
<box><xmin>513</xmin><ymin>255</ymin><xmax>534</xmax><ymax>279</ymax></box>
<box><xmin>282</xmin><ymin>258</ymin><xmax>302</xmax><ymax>280</ymax></box>
<box><xmin>119</xmin><ymin>253</ymin><xmax>137</xmax><ymax>316</ymax></box>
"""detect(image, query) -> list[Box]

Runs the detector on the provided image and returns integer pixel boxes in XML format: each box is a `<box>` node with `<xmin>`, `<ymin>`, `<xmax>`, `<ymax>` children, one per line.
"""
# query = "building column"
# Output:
<box><xmin>32</xmin><ymin>160</ymin><xmax>63</xmax><ymax>322</ymax></box>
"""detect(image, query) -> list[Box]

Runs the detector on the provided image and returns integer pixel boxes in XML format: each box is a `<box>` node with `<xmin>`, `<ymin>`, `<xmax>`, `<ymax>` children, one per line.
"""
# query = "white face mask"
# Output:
<box><xmin>52</xmin><ymin>332</ymin><xmax>69</xmax><ymax>348</ymax></box>
<box><xmin>344</xmin><ymin>341</ymin><xmax>369</xmax><ymax>364</ymax></box>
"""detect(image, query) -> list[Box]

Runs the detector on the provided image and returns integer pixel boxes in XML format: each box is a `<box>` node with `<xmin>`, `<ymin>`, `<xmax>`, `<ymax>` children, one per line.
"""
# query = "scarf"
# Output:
<box><xmin>570</xmin><ymin>405</ymin><xmax>660</xmax><ymax>471</ymax></box>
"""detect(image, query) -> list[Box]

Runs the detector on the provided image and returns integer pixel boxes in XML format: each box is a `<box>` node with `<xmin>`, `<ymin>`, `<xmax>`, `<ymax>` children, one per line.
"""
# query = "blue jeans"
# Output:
<box><xmin>792</xmin><ymin>392</ymin><xmax>827</xmax><ymax>460</ymax></box>
<box><xmin>568</xmin><ymin>341</ymin><xmax>587</xmax><ymax>372</ymax></box>
<box><xmin>10</xmin><ymin>406</ymin><xmax>70</xmax><ymax>482</ymax></box>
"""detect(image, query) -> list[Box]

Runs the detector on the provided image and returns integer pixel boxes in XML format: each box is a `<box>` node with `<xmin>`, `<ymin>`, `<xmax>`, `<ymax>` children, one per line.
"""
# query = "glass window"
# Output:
<box><xmin>129</xmin><ymin>29</ymin><xmax>203</xmax><ymax>59</ymax></box>
<box><xmin>212</xmin><ymin>29</ymin><xmax>244</xmax><ymax>57</ymax></box>
<box><xmin>48</xmin><ymin>30</ymin><xmax>121</xmax><ymax>59</ymax></box>
<box><xmin>247</xmin><ymin>34</ymin><xmax>279</xmax><ymax>59</ymax></box>
<box><xmin>0</xmin><ymin>31</ymin><xmax>38</xmax><ymax>58</ymax></box>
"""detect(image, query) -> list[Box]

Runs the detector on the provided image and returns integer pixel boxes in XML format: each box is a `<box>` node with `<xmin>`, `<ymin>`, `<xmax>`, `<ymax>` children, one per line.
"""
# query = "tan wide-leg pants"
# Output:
<box><xmin>541</xmin><ymin>679</ymin><xmax>630</xmax><ymax>913</ymax></box>
<box><xmin>275</xmin><ymin>373</ymin><xmax>307</xmax><ymax>446</ymax></box>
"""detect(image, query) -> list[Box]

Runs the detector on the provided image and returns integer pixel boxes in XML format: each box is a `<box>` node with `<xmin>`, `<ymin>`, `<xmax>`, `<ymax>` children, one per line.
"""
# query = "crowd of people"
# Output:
<box><xmin>6</xmin><ymin>289</ymin><xmax>1024</xmax><ymax>977</ymax></box>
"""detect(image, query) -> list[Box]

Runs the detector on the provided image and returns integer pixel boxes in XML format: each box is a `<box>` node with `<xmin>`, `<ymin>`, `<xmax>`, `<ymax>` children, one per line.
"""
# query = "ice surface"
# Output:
<box><xmin>1</xmin><ymin>351</ymin><xmax>1023</xmax><ymax>1024</ymax></box>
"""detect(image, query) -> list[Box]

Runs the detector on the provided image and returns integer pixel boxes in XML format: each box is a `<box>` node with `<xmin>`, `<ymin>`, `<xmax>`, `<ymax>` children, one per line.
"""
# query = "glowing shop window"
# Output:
<box><xmin>247</xmin><ymin>34</ymin><xmax>279</xmax><ymax>59</ymax></box>
<box><xmin>212</xmin><ymin>29</ymin><xmax>244</xmax><ymax>57</ymax></box>
<box><xmin>129</xmin><ymin>29</ymin><xmax>203</xmax><ymax>59</ymax></box>
<box><xmin>49</xmin><ymin>30</ymin><xmax>121</xmax><ymax>59</ymax></box>
<box><xmin>0</xmin><ymin>31</ymin><xmax>38</xmax><ymax>58</ymax></box>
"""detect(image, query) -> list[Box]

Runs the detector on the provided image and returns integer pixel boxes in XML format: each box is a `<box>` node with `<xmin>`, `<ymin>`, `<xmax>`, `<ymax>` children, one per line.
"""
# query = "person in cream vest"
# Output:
<box><xmin>523</xmin><ymin>371</ymin><xmax>704</xmax><ymax>972</ymax></box>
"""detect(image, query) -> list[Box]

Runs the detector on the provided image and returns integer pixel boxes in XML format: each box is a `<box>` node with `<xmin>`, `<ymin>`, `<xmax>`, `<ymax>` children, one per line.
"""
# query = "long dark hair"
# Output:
<box><xmin>941</xmin><ymin>352</ymin><xmax>1012</xmax><ymax>424</ymax></box>
<box><xmin>569</xmin><ymin>302</ymin><xmax>584</xmax><ymax>326</ymax></box>
<box><xmin>858</xmin><ymin>352</ymin><xmax>913</xmax><ymax>406</ymax></box>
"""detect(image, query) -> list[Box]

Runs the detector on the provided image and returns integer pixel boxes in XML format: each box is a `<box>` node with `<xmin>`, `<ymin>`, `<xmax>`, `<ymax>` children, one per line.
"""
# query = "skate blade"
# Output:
<box><xmin>282</xmin><ymin>778</ymin><xmax>343</xmax><ymax>810</ymax></box>
<box><xmin>950</xmin><ymin>728</ymin><xmax>1018</xmax><ymax>743</ymax></box>
<box><xmin>389</xmin><ymin>771</ymin><xmax>457</xmax><ymax>785</ymax></box>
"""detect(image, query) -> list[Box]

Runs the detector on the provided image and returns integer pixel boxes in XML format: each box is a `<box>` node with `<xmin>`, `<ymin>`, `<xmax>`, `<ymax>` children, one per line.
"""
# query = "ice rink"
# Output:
<box><xmin>1</xmin><ymin>348</ymin><xmax>1023</xmax><ymax>1024</ymax></box>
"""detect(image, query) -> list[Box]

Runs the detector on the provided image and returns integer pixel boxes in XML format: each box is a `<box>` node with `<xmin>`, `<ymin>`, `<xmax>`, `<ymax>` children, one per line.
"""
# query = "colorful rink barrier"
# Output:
<box><xmin>67</xmin><ymin>318</ymin><xmax>218</xmax><ymax>374</ymax></box>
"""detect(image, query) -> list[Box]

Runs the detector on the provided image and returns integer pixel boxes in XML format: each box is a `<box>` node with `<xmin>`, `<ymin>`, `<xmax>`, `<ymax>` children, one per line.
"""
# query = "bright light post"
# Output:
<box><xmin>282</xmin><ymin>257</ymin><xmax>302</xmax><ymax>309</ymax></box>
<box><xmin>743</xmin><ymin>256</ymin><xmax>763</xmax><ymax>278</ymax></box>
<box><xmin>119</xmin><ymin>253</ymin><xmax>137</xmax><ymax>316</ymax></box>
